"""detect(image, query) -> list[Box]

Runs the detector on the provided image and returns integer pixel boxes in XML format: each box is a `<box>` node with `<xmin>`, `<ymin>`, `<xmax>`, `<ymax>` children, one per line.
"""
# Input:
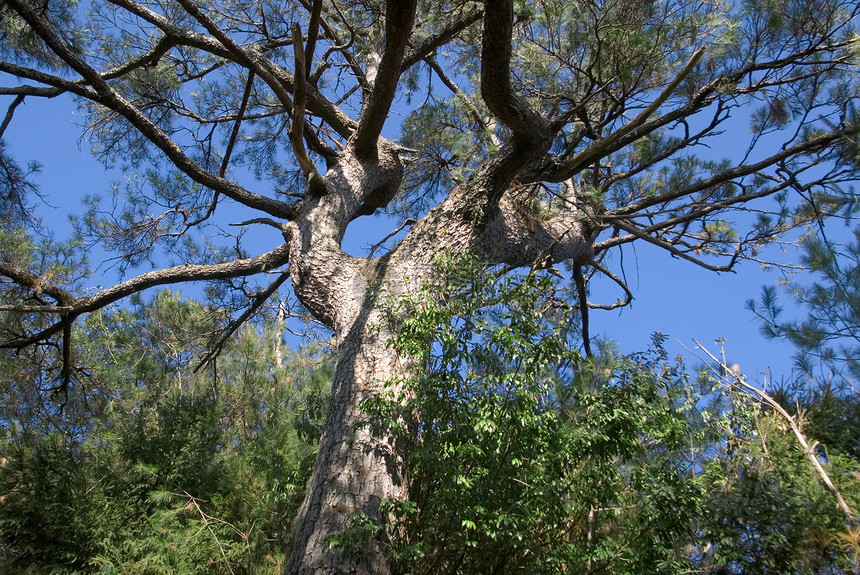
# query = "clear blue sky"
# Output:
<box><xmin>3</xmin><ymin>92</ymin><xmax>830</xmax><ymax>384</ymax></box>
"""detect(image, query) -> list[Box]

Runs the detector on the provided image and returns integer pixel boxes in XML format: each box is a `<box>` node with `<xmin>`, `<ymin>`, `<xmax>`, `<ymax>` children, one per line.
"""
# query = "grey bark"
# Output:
<box><xmin>283</xmin><ymin>134</ymin><xmax>596</xmax><ymax>573</ymax></box>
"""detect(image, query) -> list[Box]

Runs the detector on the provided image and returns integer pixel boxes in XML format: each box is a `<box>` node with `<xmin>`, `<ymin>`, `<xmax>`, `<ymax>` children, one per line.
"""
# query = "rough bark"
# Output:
<box><xmin>285</xmin><ymin>317</ymin><xmax>412</xmax><ymax>575</ymax></box>
<box><xmin>284</xmin><ymin>142</ymin><xmax>411</xmax><ymax>574</ymax></box>
<box><xmin>283</xmin><ymin>134</ymin><xmax>597</xmax><ymax>573</ymax></box>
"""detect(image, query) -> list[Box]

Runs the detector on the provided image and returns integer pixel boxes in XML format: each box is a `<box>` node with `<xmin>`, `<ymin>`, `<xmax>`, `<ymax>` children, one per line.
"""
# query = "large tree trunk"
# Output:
<box><xmin>283</xmin><ymin>138</ymin><xmax>596</xmax><ymax>573</ymax></box>
<box><xmin>285</xmin><ymin>318</ymin><xmax>410</xmax><ymax>574</ymax></box>
<box><xmin>283</xmin><ymin>144</ymin><xmax>416</xmax><ymax>574</ymax></box>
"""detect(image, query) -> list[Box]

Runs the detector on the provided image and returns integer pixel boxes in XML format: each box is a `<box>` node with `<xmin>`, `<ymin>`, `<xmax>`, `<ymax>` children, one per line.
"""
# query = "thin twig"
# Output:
<box><xmin>367</xmin><ymin>219</ymin><xmax>416</xmax><ymax>258</ymax></box>
<box><xmin>183</xmin><ymin>491</ymin><xmax>237</xmax><ymax>575</ymax></box>
<box><xmin>586</xmin><ymin>260</ymin><xmax>633</xmax><ymax>310</ymax></box>
<box><xmin>195</xmin><ymin>271</ymin><xmax>290</xmax><ymax>373</ymax></box>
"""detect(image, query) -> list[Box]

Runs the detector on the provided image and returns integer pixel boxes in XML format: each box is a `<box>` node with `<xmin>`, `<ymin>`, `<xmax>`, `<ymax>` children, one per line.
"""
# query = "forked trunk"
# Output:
<box><xmin>284</xmin><ymin>139</ymin><xmax>594</xmax><ymax>574</ymax></box>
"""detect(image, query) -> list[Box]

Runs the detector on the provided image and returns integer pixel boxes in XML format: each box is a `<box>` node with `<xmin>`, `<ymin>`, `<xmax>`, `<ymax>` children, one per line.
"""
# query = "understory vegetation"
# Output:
<box><xmin>1</xmin><ymin>255</ymin><xmax>858</xmax><ymax>574</ymax></box>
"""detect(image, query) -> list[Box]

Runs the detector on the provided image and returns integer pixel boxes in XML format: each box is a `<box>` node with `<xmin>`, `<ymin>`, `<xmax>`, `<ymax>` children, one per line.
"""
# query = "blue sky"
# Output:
<box><xmin>3</xmin><ymin>91</ymin><xmax>828</xmax><ymax>384</ymax></box>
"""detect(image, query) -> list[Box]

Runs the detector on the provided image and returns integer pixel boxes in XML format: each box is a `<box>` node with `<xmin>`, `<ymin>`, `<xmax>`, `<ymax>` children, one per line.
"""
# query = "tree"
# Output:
<box><xmin>0</xmin><ymin>1</ymin><xmax>858</xmax><ymax>572</ymax></box>
<box><xmin>748</xmin><ymin>228</ymin><xmax>860</xmax><ymax>460</ymax></box>
<box><xmin>0</xmin><ymin>290</ymin><xmax>333</xmax><ymax>573</ymax></box>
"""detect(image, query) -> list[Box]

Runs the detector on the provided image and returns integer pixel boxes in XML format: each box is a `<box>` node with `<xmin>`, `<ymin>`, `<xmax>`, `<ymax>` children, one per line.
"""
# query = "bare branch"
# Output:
<box><xmin>367</xmin><ymin>219</ymin><xmax>416</xmax><ymax>258</ymax></box>
<box><xmin>195</xmin><ymin>271</ymin><xmax>290</xmax><ymax>372</ymax></box>
<box><xmin>573</xmin><ymin>263</ymin><xmax>592</xmax><ymax>358</ymax></box>
<box><xmin>303</xmin><ymin>0</ymin><xmax>323</xmax><ymax>78</ymax></box>
<box><xmin>480</xmin><ymin>0</ymin><xmax>550</xmax><ymax>147</ymax></box>
<box><xmin>401</xmin><ymin>7</ymin><xmax>483</xmax><ymax>70</ymax></box>
<box><xmin>0</xmin><ymin>95</ymin><xmax>25</xmax><ymax>139</ymax></box>
<box><xmin>291</xmin><ymin>22</ymin><xmax>324</xmax><ymax>192</ymax></box>
<box><xmin>220</xmin><ymin>71</ymin><xmax>255</xmax><ymax>179</ymax></box>
<box><xmin>587</xmin><ymin>260</ymin><xmax>633</xmax><ymax>311</ymax></box>
<box><xmin>306</xmin><ymin>0</ymin><xmax>370</xmax><ymax>91</ymax></box>
<box><xmin>352</xmin><ymin>0</ymin><xmax>418</xmax><ymax>161</ymax></box>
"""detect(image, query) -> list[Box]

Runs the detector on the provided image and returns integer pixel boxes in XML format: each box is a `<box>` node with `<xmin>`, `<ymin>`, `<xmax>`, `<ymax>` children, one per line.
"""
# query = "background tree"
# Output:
<box><xmin>3</xmin><ymin>268</ymin><xmax>856</xmax><ymax>574</ymax></box>
<box><xmin>0</xmin><ymin>1</ymin><xmax>858</xmax><ymax>572</ymax></box>
<box><xmin>0</xmin><ymin>289</ymin><xmax>332</xmax><ymax>573</ymax></box>
<box><xmin>749</xmin><ymin>227</ymin><xmax>860</xmax><ymax>460</ymax></box>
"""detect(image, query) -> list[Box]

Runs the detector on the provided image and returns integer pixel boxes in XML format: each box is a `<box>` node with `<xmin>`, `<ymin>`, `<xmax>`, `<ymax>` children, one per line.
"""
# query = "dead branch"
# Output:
<box><xmin>690</xmin><ymin>339</ymin><xmax>857</xmax><ymax>529</ymax></box>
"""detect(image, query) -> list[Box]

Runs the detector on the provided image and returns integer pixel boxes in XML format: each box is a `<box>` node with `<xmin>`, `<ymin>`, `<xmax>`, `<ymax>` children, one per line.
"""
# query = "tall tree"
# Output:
<box><xmin>0</xmin><ymin>1</ymin><xmax>858</xmax><ymax>572</ymax></box>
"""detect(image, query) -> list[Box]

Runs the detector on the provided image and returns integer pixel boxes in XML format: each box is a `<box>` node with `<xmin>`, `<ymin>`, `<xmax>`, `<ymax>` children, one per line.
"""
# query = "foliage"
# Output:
<box><xmin>363</xmin><ymin>271</ymin><xmax>860</xmax><ymax>574</ymax></box>
<box><xmin>1</xmin><ymin>274</ymin><xmax>858</xmax><ymax>573</ymax></box>
<box><xmin>0</xmin><ymin>291</ymin><xmax>332</xmax><ymax>574</ymax></box>
<box><xmin>748</xmin><ymin>228</ymin><xmax>860</xmax><ymax>460</ymax></box>
<box><xmin>749</xmin><ymin>229</ymin><xmax>860</xmax><ymax>385</ymax></box>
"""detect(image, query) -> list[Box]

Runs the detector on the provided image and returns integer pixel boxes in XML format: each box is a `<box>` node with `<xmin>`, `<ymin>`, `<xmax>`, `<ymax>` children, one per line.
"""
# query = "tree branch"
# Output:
<box><xmin>424</xmin><ymin>56</ymin><xmax>485</xmax><ymax>127</ymax></box>
<box><xmin>0</xmin><ymin>37</ymin><xmax>176</xmax><ymax>101</ymax></box>
<box><xmin>587</xmin><ymin>260</ymin><xmax>633</xmax><ymax>311</ymax></box>
<box><xmin>75</xmin><ymin>244</ymin><xmax>291</xmax><ymax>315</ymax></box>
<box><xmin>195</xmin><ymin>271</ymin><xmax>290</xmax><ymax>373</ymax></box>
<box><xmin>573</xmin><ymin>263</ymin><xmax>592</xmax><ymax>358</ymax></box>
<box><xmin>303</xmin><ymin>0</ymin><xmax>323</xmax><ymax>78</ymax></box>
<box><xmin>0</xmin><ymin>95</ymin><xmax>25</xmax><ymax>139</ymax></box>
<box><xmin>554</xmin><ymin>47</ymin><xmax>705</xmax><ymax>178</ymax></box>
<box><xmin>108</xmin><ymin>0</ymin><xmax>355</xmax><ymax>138</ymax></box>
<box><xmin>401</xmin><ymin>7</ymin><xmax>483</xmax><ymax>70</ymax></box>
<box><xmin>0</xmin><ymin>263</ymin><xmax>75</xmax><ymax>306</ymax></box>
<box><xmin>608</xmin><ymin>130</ymin><xmax>843</xmax><ymax>217</ymax></box>
<box><xmin>305</xmin><ymin>0</ymin><xmax>370</xmax><ymax>92</ymax></box>
<box><xmin>5</xmin><ymin>0</ymin><xmax>298</xmax><ymax>220</ymax></box>
<box><xmin>0</xmin><ymin>60</ymin><xmax>99</xmax><ymax>100</ymax></box>
<box><xmin>352</xmin><ymin>0</ymin><xmax>418</xmax><ymax>161</ymax></box>
<box><xmin>291</xmin><ymin>22</ymin><xmax>324</xmax><ymax>192</ymax></box>
<box><xmin>174</xmin><ymin>0</ymin><xmax>299</xmax><ymax>123</ymax></box>
<box><xmin>0</xmin><ymin>244</ymin><xmax>291</xmax><ymax>348</ymax></box>
<box><xmin>480</xmin><ymin>0</ymin><xmax>550</xmax><ymax>147</ymax></box>
<box><xmin>539</xmin><ymin>41</ymin><xmax>852</xmax><ymax>184</ymax></box>
<box><xmin>605</xmin><ymin>220</ymin><xmax>739</xmax><ymax>272</ymax></box>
